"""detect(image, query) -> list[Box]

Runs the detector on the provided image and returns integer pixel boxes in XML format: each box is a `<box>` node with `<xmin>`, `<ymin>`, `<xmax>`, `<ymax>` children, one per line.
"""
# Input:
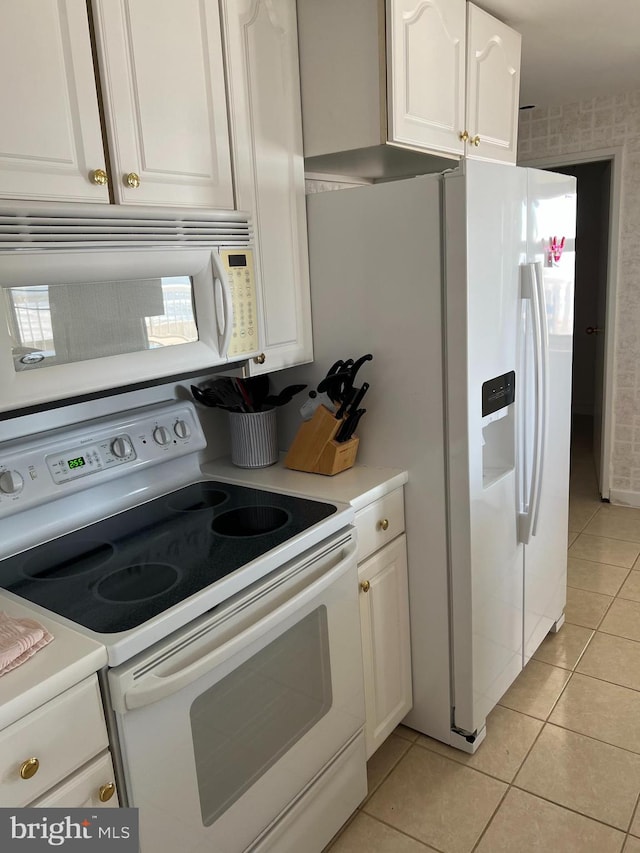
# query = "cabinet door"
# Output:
<box><xmin>0</xmin><ymin>0</ymin><xmax>108</xmax><ymax>203</ymax></box>
<box><xmin>387</xmin><ymin>0</ymin><xmax>466</xmax><ymax>157</ymax></box>
<box><xmin>465</xmin><ymin>3</ymin><xmax>521</xmax><ymax>164</ymax></box>
<box><xmin>222</xmin><ymin>0</ymin><xmax>313</xmax><ymax>374</ymax></box>
<box><xmin>358</xmin><ymin>535</ymin><xmax>412</xmax><ymax>758</ymax></box>
<box><xmin>91</xmin><ymin>0</ymin><xmax>234</xmax><ymax>208</ymax></box>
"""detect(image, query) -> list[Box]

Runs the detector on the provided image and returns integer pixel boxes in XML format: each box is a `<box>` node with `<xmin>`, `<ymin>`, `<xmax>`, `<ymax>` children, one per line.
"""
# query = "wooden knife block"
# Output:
<box><xmin>284</xmin><ymin>404</ymin><xmax>359</xmax><ymax>476</ymax></box>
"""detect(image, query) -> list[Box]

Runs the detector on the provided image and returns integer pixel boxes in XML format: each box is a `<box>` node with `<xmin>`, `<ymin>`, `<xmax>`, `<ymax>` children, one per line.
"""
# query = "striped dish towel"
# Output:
<box><xmin>0</xmin><ymin>611</ymin><xmax>53</xmax><ymax>676</ymax></box>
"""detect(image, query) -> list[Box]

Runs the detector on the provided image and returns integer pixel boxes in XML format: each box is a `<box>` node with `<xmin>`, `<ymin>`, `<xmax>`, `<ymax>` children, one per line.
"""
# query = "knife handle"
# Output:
<box><xmin>335</xmin><ymin>385</ymin><xmax>356</xmax><ymax>420</ymax></box>
<box><xmin>336</xmin><ymin>407</ymin><xmax>366</xmax><ymax>442</ymax></box>
<box><xmin>345</xmin><ymin>382</ymin><xmax>369</xmax><ymax>417</ymax></box>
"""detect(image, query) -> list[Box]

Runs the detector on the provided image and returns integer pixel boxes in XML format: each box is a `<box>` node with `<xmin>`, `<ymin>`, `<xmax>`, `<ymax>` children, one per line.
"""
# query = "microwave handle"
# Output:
<box><xmin>122</xmin><ymin>540</ymin><xmax>357</xmax><ymax>711</ymax></box>
<box><xmin>211</xmin><ymin>251</ymin><xmax>234</xmax><ymax>358</ymax></box>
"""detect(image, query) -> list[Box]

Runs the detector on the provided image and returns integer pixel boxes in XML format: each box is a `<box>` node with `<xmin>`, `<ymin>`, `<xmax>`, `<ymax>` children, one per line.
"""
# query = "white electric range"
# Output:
<box><xmin>0</xmin><ymin>400</ymin><xmax>367</xmax><ymax>853</ymax></box>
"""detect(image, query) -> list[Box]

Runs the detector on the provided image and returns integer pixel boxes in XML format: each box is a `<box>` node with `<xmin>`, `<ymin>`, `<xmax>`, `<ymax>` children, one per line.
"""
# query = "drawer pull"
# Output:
<box><xmin>20</xmin><ymin>757</ymin><xmax>39</xmax><ymax>780</ymax></box>
<box><xmin>378</xmin><ymin>518</ymin><xmax>390</xmax><ymax>531</ymax></box>
<box><xmin>360</xmin><ymin>580</ymin><xmax>370</xmax><ymax>593</ymax></box>
<box><xmin>99</xmin><ymin>782</ymin><xmax>116</xmax><ymax>802</ymax></box>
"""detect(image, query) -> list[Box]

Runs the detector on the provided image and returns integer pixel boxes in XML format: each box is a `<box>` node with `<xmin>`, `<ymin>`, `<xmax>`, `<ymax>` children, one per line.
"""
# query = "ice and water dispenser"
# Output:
<box><xmin>481</xmin><ymin>371</ymin><xmax>515</xmax><ymax>487</ymax></box>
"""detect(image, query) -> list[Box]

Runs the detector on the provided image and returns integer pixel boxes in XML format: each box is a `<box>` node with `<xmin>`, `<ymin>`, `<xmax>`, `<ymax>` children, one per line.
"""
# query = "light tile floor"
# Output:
<box><xmin>326</xmin><ymin>423</ymin><xmax>640</xmax><ymax>852</ymax></box>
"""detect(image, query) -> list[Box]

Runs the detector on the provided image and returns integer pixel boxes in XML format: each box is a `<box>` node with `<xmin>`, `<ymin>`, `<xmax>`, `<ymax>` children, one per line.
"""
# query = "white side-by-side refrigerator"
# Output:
<box><xmin>286</xmin><ymin>159</ymin><xmax>576</xmax><ymax>751</ymax></box>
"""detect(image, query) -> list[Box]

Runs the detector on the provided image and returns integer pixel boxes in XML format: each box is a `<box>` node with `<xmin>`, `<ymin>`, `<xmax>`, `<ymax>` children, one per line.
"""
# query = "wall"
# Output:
<box><xmin>519</xmin><ymin>90</ymin><xmax>640</xmax><ymax>502</ymax></box>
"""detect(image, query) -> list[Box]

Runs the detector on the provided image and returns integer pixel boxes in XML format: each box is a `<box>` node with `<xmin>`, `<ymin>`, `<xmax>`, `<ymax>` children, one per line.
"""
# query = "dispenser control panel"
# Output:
<box><xmin>482</xmin><ymin>371</ymin><xmax>516</xmax><ymax>418</ymax></box>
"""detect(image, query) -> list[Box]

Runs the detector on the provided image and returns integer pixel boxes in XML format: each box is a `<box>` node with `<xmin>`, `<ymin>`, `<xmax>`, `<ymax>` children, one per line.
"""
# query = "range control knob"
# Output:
<box><xmin>153</xmin><ymin>425</ymin><xmax>172</xmax><ymax>446</ymax></box>
<box><xmin>174</xmin><ymin>420</ymin><xmax>191</xmax><ymax>440</ymax></box>
<box><xmin>0</xmin><ymin>470</ymin><xmax>24</xmax><ymax>495</ymax></box>
<box><xmin>111</xmin><ymin>436</ymin><xmax>133</xmax><ymax>459</ymax></box>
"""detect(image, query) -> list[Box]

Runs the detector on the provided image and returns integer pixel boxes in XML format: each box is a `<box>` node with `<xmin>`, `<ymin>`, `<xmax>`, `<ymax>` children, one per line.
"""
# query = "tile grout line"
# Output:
<box><xmin>470</xmin><ymin>712</ymin><xmax>551</xmax><ymax>853</ymax></box>
<box><xmin>359</xmin><ymin>743</ymin><xmax>447</xmax><ymax>853</ymax></box>
<box><xmin>626</xmin><ymin>791</ymin><xmax>640</xmax><ymax>838</ymax></box>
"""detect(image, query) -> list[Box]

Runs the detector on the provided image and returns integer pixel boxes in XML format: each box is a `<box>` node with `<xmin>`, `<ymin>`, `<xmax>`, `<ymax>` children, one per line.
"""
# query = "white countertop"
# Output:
<box><xmin>201</xmin><ymin>455</ymin><xmax>408</xmax><ymax>512</ymax></box>
<box><xmin>0</xmin><ymin>592</ymin><xmax>107</xmax><ymax>731</ymax></box>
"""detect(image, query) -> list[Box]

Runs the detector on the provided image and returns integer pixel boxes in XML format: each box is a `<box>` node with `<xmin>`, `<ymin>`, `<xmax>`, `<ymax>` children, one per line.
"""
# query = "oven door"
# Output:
<box><xmin>107</xmin><ymin>531</ymin><xmax>364</xmax><ymax>853</ymax></box>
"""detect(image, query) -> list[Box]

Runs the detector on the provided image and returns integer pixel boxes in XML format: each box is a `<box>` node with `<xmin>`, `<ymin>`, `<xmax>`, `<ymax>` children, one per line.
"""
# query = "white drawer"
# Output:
<box><xmin>355</xmin><ymin>488</ymin><xmax>405</xmax><ymax>563</ymax></box>
<box><xmin>0</xmin><ymin>675</ymin><xmax>108</xmax><ymax>807</ymax></box>
<box><xmin>33</xmin><ymin>752</ymin><xmax>119</xmax><ymax>809</ymax></box>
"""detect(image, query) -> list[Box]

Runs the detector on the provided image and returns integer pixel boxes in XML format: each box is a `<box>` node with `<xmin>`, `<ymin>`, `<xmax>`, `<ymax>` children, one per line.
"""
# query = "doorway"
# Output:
<box><xmin>553</xmin><ymin>160</ymin><xmax>611</xmax><ymax>497</ymax></box>
<box><xmin>523</xmin><ymin>148</ymin><xmax>622</xmax><ymax>500</ymax></box>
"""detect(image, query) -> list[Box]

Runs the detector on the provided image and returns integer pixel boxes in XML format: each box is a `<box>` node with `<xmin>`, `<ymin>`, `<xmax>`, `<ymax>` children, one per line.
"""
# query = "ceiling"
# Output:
<box><xmin>476</xmin><ymin>0</ymin><xmax>640</xmax><ymax>108</ymax></box>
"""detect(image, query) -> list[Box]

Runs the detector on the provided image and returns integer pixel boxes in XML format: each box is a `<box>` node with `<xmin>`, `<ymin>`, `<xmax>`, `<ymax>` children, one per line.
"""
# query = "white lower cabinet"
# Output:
<box><xmin>0</xmin><ymin>674</ymin><xmax>118</xmax><ymax>808</ymax></box>
<box><xmin>355</xmin><ymin>492</ymin><xmax>412</xmax><ymax>758</ymax></box>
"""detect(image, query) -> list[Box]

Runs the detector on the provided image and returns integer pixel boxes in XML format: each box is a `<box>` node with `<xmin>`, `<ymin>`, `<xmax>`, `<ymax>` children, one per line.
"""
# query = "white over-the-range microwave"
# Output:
<box><xmin>0</xmin><ymin>205</ymin><xmax>260</xmax><ymax>414</ymax></box>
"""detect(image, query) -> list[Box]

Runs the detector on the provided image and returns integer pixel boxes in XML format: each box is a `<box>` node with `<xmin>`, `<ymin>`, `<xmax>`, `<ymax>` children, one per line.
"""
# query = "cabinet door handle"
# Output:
<box><xmin>459</xmin><ymin>130</ymin><xmax>469</xmax><ymax>142</ymax></box>
<box><xmin>20</xmin><ymin>757</ymin><xmax>39</xmax><ymax>780</ymax></box>
<box><xmin>254</xmin><ymin>353</ymin><xmax>266</xmax><ymax>365</ymax></box>
<box><xmin>90</xmin><ymin>168</ymin><xmax>108</xmax><ymax>186</ymax></box>
<box><xmin>378</xmin><ymin>518</ymin><xmax>390</xmax><ymax>531</ymax></box>
<box><xmin>471</xmin><ymin>135</ymin><xmax>481</xmax><ymax>147</ymax></box>
<box><xmin>99</xmin><ymin>782</ymin><xmax>116</xmax><ymax>802</ymax></box>
<box><xmin>125</xmin><ymin>172</ymin><xmax>141</xmax><ymax>189</ymax></box>
<box><xmin>360</xmin><ymin>580</ymin><xmax>370</xmax><ymax>593</ymax></box>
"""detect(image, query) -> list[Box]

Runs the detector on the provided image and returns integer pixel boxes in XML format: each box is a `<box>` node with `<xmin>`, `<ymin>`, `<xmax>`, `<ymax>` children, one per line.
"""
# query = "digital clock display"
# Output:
<box><xmin>67</xmin><ymin>456</ymin><xmax>86</xmax><ymax>470</ymax></box>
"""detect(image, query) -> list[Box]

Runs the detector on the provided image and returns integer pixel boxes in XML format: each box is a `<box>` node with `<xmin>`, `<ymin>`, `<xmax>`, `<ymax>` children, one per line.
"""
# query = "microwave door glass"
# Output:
<box><xmin>6</xmin><ymin>276</ymin><xmax>199</xmax><ymax>371</ymax></box>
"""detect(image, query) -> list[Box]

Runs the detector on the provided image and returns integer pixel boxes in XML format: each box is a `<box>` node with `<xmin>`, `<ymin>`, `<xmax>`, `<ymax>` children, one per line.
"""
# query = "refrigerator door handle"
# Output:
<box><xmin>518</xmin><ymin>262</ymin><xmax>546</xmax><ymax>544</ymax></box>
<box><xmin>531</xmin><ymin>261</ymin><xmax>549</xmax><ymax>536</ymax></box>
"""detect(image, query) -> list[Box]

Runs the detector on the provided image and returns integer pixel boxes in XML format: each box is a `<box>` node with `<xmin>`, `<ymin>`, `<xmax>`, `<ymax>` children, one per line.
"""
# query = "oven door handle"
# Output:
<box><xmin>122</xmin><ymin>541</ymin><xmax>357</xmax><ymax>711</ymax></box>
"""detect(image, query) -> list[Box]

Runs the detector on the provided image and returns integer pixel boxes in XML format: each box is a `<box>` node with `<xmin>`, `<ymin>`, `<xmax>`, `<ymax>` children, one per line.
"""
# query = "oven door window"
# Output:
<box><xmin>190</xmin><ymin>606</ymin><xmax>332</xmax><ymax>826</ymax></box>
<box><xmin>5</xmin><ymin>277</ymin><xmax>198</xmax><ymax>371</ymax></box>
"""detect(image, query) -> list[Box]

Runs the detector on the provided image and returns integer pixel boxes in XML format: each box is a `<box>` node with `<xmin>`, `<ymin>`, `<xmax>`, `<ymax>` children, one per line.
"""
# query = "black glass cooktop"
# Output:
<box><xmin>1</xmin><ymin>481</ymin><xmax>337</xmax><ymax>633</ymax></box>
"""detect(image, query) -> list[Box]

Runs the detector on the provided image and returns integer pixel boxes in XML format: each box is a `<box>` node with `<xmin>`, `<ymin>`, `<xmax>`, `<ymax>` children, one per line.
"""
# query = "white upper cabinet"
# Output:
<box><xmin>222</xmin><ymin>0</ymin><xmax>313</xmax><ymax>373</ymax></box>
<box><xmin>0</xmin><ymin>0</ymin><xmax>109</xmax><ymax>203</ymax></box>
<box><xmin>296</xmin><ymin>0</ymin><xmax>521</xmax><ymax>177</ymax></box>
<box><xmin>0</xmin><ymin>0</ymin><xmax>234</xmax><ymax>208</ymax></box>
<box><xmin>464</xmin><ymin>3</ymin><xmax>521</xmax><ymax>164</ymax></box>
<box><xmin>91</xmin><ymin>0</ymin><xmax>234</xmax><ymax>207</ymax></box>
<box><xmin>388</xmin><ymin>0</ymin><xmax>466</xmax><ymax>157</ymax></box>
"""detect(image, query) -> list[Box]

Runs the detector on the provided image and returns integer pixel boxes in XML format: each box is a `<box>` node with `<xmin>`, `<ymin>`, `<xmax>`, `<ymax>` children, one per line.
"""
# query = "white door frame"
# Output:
<box><xmin>520</xmin><ymin>146</ymin><xmax>622</xmax><ymax>500</ymax></box>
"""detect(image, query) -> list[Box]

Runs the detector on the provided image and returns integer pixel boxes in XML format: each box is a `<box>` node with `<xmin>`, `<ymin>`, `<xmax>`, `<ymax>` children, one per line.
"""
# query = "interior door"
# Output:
<box><xmin>593</xmin><ymin>164</ymin><xmax>612</xmax><ymax>496</ymax></box>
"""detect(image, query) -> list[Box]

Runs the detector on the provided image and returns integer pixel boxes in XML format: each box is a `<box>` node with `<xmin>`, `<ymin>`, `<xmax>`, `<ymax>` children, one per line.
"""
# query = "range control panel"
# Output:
<box><xmin>0</xmin><ymin>402</ymin><xmax>206</xmax><ymax>519</ymax></box>
<box><xmin>222</xmin><ymin>248</ymin><xmax>259</xmax><ymax>358</ymax></box>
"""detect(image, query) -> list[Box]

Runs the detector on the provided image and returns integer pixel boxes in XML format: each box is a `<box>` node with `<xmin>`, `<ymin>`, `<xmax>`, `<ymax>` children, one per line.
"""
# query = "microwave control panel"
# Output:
<box><xmin>221</xmin><ymin>249</ymin><xmax>259</xmax><ymax>358</ymax></box>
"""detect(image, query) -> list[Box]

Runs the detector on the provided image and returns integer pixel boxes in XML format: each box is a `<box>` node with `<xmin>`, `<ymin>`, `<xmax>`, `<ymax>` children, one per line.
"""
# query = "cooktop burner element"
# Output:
<box><xmin>96</xmin><ymin>563</ymin><xmax>181</xmax><ymax>603</ymax></box>
<box><xmin>2</xmin><ymin>481</ymin><xmax>337</xmax><ymax>633</ymax></box>
<box><xmin>211</xmin><ymin>506</ymin><xmax>290</xmax><ymax>537</ymax></box>
<box><xmin>168</xmin><ymin>485</ymin><xmax>229</xmax><ymax>512</ymax></box>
